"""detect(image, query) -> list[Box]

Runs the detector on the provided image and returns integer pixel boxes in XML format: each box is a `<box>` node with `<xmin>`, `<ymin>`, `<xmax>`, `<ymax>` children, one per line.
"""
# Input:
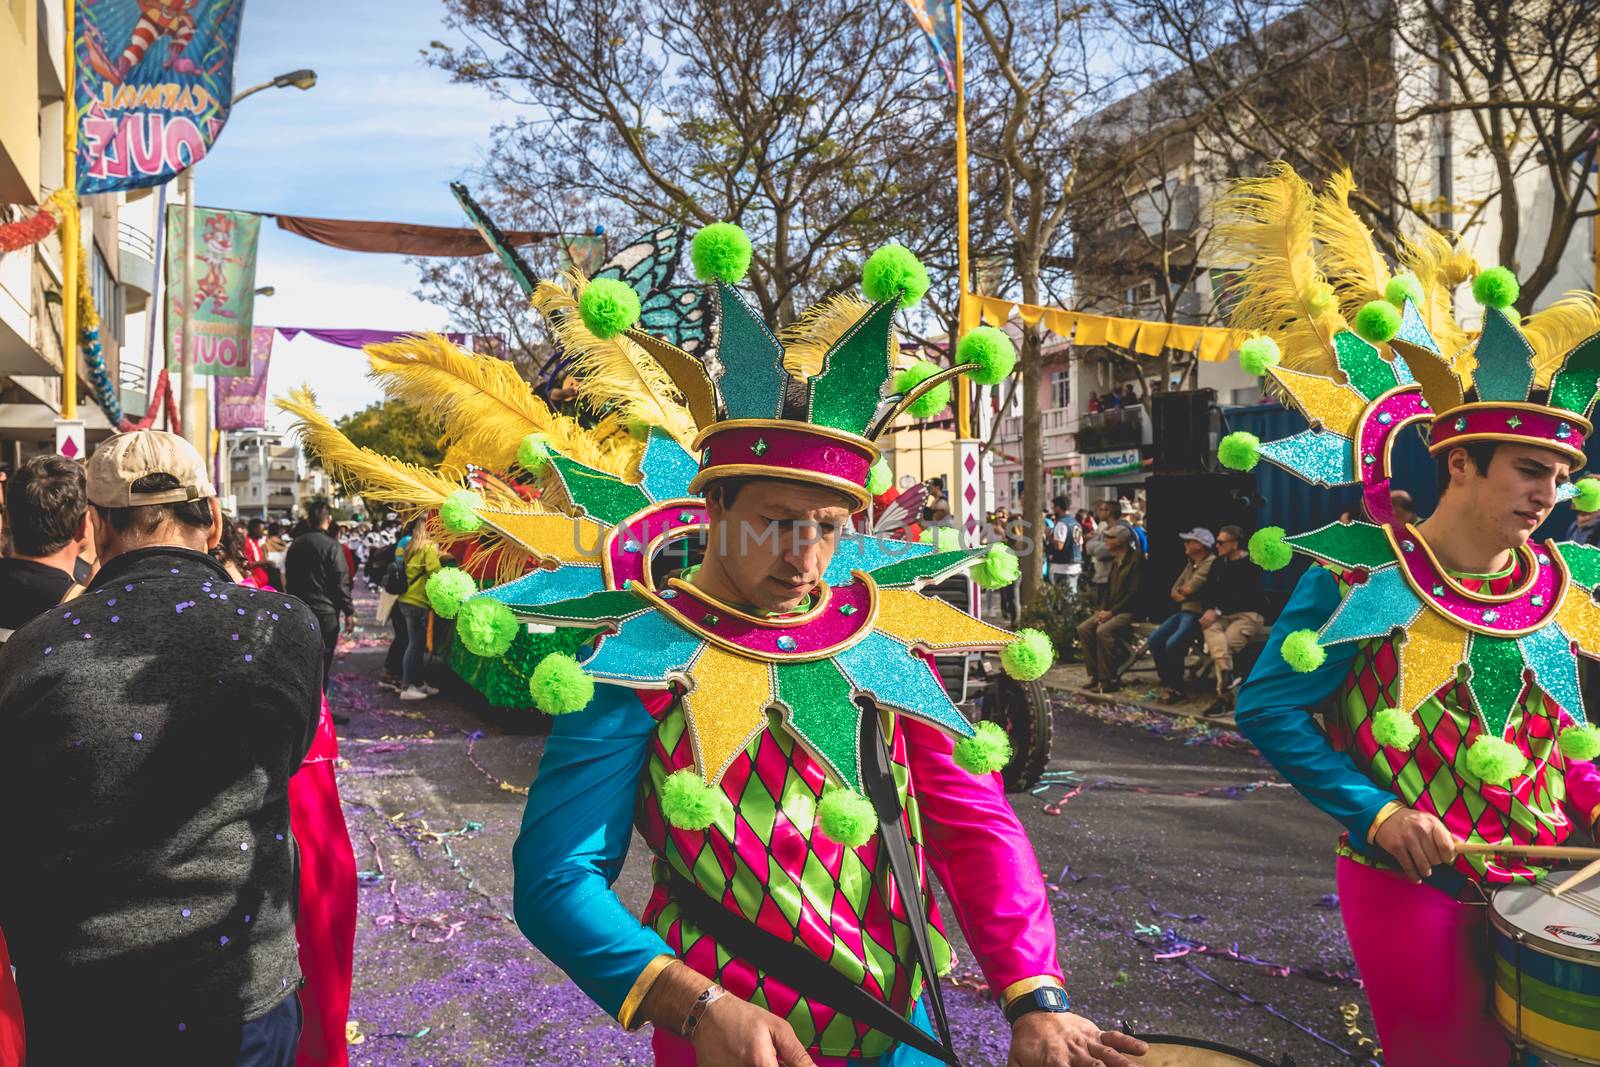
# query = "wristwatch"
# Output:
<box><xmin>1004</xmin><ymin>984</ymin><xmax>1071</xmax><ymax>1024</ymax></box>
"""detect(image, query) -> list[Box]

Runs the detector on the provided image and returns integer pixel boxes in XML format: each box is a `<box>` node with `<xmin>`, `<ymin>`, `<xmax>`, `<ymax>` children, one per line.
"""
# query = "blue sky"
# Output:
<box><xmin>183</xmin><ymin>0</ymin><xmax>521</xmax><ymax>429</ymax></box>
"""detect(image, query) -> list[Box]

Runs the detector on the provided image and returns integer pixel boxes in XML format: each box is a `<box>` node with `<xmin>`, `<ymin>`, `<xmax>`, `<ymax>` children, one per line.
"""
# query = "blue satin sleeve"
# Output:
<box><xmin>1235</xmin><ymin>566</ymin><xmax>1397</xmax><ymax>854</ymax></box>
<box><xmin>512</xmin><ymin>684</ymin><xmax>672</xmax><ymax>1021</ymax></box>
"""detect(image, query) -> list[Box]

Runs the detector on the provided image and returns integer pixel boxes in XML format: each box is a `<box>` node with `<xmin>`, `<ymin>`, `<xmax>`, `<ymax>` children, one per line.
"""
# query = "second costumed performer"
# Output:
<box><xmin>1220</xmin><ymin>166</ymin><xmax>1600</xmax><ymax>1067</ymax></box>
<box><xmin>469</xmin><ymin>227</ymin><xmax>1149</xmax><ymax>1066</ymax></box>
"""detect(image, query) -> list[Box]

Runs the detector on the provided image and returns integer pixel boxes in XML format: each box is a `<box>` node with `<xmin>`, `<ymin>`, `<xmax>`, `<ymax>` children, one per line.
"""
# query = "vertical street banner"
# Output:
<box><xmin>75</xmin><ymin>0</ymin><xmax>247</xmax><ymax>194</ymax></box>
<box><xmin>165</xmin><ymin>206</ymin><xmax>260</xmax><ymax>377</ymax></box>
<box><xmin>901</xmin><ymin>0</ymin><xmax>957</xmax><ymax>91</ymax></box>
<box><xmin>215</xmin><ymin>327</ymin><xmax>274</xmax><ymax>429</ymax></box>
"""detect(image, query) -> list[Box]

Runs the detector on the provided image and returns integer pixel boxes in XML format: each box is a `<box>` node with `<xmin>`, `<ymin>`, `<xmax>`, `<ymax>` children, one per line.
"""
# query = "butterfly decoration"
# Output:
<box><xmin>591</xmin><ymin>225</ymin><xmax>710</xmax><ymax>355</ymax></box>
<box><xmin>866</xmin><ymin>482</ymin><xmax>925</xmax><ymax>536</ymax></box>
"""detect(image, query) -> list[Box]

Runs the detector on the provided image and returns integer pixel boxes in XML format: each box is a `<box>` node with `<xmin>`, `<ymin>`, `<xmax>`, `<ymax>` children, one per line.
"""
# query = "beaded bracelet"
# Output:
<box><xmin>681</xmin><ymin>984</ymin><xmax>727</xmax><ymax>1041</ymax></box>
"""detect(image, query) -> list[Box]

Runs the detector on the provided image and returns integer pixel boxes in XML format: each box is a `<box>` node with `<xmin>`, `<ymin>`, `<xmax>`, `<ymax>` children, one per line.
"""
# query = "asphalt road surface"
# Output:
<box><xmin>331</xmin><ymin>610</ymin><xmax>1381</xmax><ymax>1067</ymax></box>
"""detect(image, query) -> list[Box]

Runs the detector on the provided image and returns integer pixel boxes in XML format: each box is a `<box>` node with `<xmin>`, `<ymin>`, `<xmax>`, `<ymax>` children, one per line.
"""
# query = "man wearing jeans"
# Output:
<box><xmin>1075</xmin><ymin>523</ymin><xmax>1142</xmax><ymax>692</ymax></box>
<box><xmin>1148</xmin><ymin>528</ymin><xmax>1213</xmax><ymax>703</ymax></box>
<box><xmin>1199</xmin><ymin>525</ymin><xmax>1266</xmax><ymax>715</ymax></box>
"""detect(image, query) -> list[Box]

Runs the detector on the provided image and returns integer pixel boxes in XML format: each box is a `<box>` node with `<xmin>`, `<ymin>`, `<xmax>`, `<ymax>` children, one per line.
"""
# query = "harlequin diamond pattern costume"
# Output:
<box><xmin>1221</xmin><ymin>166</ymin><xmax>1600</xmax><ymax>1066</ymax></box>
<box><xmin>286</xmin><ymin>224</ymin><xmax>1066</xmax><ymax>1064</ymax></box>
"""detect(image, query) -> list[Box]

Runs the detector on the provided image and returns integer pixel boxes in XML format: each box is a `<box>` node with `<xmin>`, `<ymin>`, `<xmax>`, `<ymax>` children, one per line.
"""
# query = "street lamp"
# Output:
<box><xmin>176</xmin><ymin>68</ymin><xmax>317</xmax><ymax>448</ymax></box>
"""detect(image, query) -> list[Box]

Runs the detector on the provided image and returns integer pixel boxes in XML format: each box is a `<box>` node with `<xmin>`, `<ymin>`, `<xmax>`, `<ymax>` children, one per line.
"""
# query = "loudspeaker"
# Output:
<box><xmin>1139</xmin><ymin>471</ymin><xmax>1259</xmax><ymax>619</ymax></box>
<box><xmin>1152</xmin><ymin>389</ymin><xmax>1216</xmax><ymax>472</ymax></box>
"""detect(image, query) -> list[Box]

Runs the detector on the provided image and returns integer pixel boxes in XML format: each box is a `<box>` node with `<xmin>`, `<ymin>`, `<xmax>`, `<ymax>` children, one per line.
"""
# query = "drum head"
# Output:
<box><xmin>1490</xmin><ymin>869</ymin><xmax>1600</xmax><ymax>963</ymax></box>
<box><xmin>1131</xmin><ymin>1036</ymin><xmax>1281</xmax><ymax>1067</ymax></box>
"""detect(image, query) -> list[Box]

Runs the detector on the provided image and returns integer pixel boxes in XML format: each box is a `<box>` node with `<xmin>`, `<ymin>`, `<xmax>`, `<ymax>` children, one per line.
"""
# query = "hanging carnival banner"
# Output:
<box><xmin>900</xmin><ymin>0</ymin><xmax>957</xmax><ymax>91</ymax></box>
<box><xmin>74</xmin><ymin>0</ymin><xmax>247</xmax><ymax>194</ymax></box>
<box><xmin>215</xmin><ymin>327</ymin><xmax>273</xmax><ymax>429</ymax></box>
<box><xmin>164</xmin><ymin>205</ymin><xmax>260</xmax><ymax>377</ymax></box>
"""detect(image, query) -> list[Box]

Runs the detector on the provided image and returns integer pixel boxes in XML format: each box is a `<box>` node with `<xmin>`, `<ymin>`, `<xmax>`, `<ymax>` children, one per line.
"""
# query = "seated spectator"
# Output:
<box><xmin>0</xmin><ymin>455</ymin><xmax>91</xmax><ymax>643</ymax></box>
<box><xmin>1122</xmin><ymin>383</ymin><xmax>1138</xmax><ymax>407</ymax></box>
<box><xmin>1076</xmin><ymin>522</ymin><xmax>1142</xmax><ymax>693</ymax></box>
<box><xmin>0</xmin><ymin>430</ymin><xmax>323</xmax><ymax>1064</ymax></box>
<box><xmin>1150</xmin><ymin>528</ymin><xmax>1214</xmax><ymax>703</ymax></box>
<box><xmin>1199</xmin><ymin>524</ymin><xmax>1268</xmax><ymax>715</ymax></box>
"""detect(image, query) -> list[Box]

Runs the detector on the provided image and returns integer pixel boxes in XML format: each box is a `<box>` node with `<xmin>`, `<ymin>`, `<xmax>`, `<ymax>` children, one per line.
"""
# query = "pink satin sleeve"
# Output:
<box><xmin>900</xmin><ymin>715</ymin><xmax>1064</xmax><ymax>991</ymax></box>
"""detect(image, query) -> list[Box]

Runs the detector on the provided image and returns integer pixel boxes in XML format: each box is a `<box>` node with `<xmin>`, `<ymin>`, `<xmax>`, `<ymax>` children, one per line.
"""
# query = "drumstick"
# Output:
<box><xmin>1552</xmin><ymin>856</ymin><xmax>1600</xmax><ymax>898</ymax></box>
<box><xmin>1453</xmin><ymin>841</ymin><xmax>1600</xmax><ymax>861</ymax></box>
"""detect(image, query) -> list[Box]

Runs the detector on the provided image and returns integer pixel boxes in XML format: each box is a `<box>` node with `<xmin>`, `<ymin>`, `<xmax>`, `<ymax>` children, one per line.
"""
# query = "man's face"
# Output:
<box><xmin>1215</xmin><ymin>529</ymin><xmax>1239</xmax><ymax>557</ymax></box>
<box><xmin>1094</xmin><ymin>501</ymin><xmax>1111</xmax><ymax>523</ymax></box>
<box><xmin>704</xmin><ymin>480</ymin><xmax>853</xmax><ymax>613</ymax></box>
<box><xmin>1183</xmin><ymin>538</ymin><xmax>1207</xmax><ymax>560</ymax></box>
<box><xmin>1448</xmin><ymin>443</ymin><xmax>1569</xmax><ymax>548</ymax></box>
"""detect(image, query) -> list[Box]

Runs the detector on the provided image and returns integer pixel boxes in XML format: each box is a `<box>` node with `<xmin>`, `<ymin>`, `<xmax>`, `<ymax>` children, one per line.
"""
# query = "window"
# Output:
<box><xmin>90</xmin><ymin>243</ymin><xmax>125</xmax><ymax>345</ymax></box>
<box><xmin>1050</xmin><ymin>369</ymin><xmax>1070</xmax><ymax>410</ymax></box>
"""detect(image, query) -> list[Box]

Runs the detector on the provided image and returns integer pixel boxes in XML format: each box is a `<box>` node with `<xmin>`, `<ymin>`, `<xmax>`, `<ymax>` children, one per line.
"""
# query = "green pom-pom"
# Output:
<box><xmin>660</xmin><ymin>769</ymin><xmax>723</xmax><ymax>831</ymax></box>
<box><xmin>439</xmin><ymin>489</ymin><xmax>485</xmax><ymax>534</ymax></box>
<box><xmin>1218</xmin><ymin>431</ymin><xmax>1261</xmax><ymax>472</ymax></box>
<box><xmin>1248</xmin><ymin>526</ymin><xmax>1293</xmax><ymax>571</ymax></box>
<box><xmin>953</xmin><ymin>720</ymin><xmax>1013</xmax><ymax>775</ymax></box>
<box><xmin>866</xmin><ymin>458</ymin><xmax>892</xmax><ymax>496</ymax></box>
<box><xmin>1558</xmin><ymin>723</ymin><xmax>1600</xmax><ymax>762</ymax></box>
<box><xmin>862</xmin><ymin>244</ymin><xmax>929</xmax><ymax>309</ymax></box>
<box><xmin>529</xmin><ymin>653</ymin><xmax>595</xmax><ymax>715</ymax></box>
<box><xmin>517</xmin><ymin>433</ymin><xmax>551</xmax><ymax>473</ymax></box>
<box><xmin>1372</xmin><ymin>706</ymin><xmax>1421</xmax><ymax>750</ymax></box>
<box><xmin>918</xmin><ymin>526</ymin><xmax>961</xmax><ymax>551</ymax></box>
<box><xmin>1281</xmin><ymin>629</ymin><xmax>1326</xmax><ymax>673</ymax></box>
<box><xmin>1384</xmin><ymin>274</ymin><xmax>1424</xmax><ymax>308</ymax></box>
<box><xmin>1238</xmin><ymin>336</ymin><xmax>1281</xmax><ymax>376</ymax></box>
<box><xmin>1303</xmin><ymin>283</ymin><xmax>1336</xmax><ymax>315</ymax></box>
<box><xmin>1473</xmin><ymin>266</ymin><xmax>1520</xmax><ymax>310</ymax></box>
<box><xmin>1353</xmin><ymin>300</ymin><xmax>1402</xmax><ymax>344</ymax></box>
<box><xmin>894</xmin><ymin>359</ymin><xmax>950</xmax><ymax>419</ymax></box>
<box><xmin>690</xmin><ymin>222</ymin><xmax>752</xmax><ymax>284</ymax></box>
<box><xmin>972</xmin><ymin>543</ymin><xmax>1022</xmax><ymax>590</ymax></box>
<box><xmin>1000</xmin><ymin>628</ymin><xmax>1054</xmax><ymax>681</ymax></box>
<box><xmin>817</xmin><ymin>788</ymin><xmax>877</xmax><ymax>846</ymax></box>
<box><xmin>1465</xmin><ymin>735</ymin><xmax>1525</xmax><ymax>786</ymax></box>
<box><xmin>425</xmin><ymin>568</ymin><xmax>478</xmax><ymax>619</ymax></box>
<box><xmin>578</xmin><ymin>278</ymin><xmax>642</xmax><ymax>339</ymax></box>
<box><xmin>456</xmin><ymin>596</ymin><xmax>520</xmax><ymax>658</ymax></box>
<box><xmin>956</xmin><ymin>326</ymin><xmax>1017</xmax><ymax>386</ymax></box>
<box><xmin>1574</xmin><ymin>478</ymin><xmax>1600</xmax><ymax>513</ymax></box>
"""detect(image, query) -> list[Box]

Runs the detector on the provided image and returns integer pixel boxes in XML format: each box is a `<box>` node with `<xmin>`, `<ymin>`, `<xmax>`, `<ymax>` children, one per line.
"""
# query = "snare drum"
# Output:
<box><xmin>1129</xmin><ymin>1035</ymin><xmax>1292</xmax><ymax>1066</ymax></box>
<box><xmin>1489</xmin><ymin>869</ymin><xmax>1600</xmax><ymax>1066</ymax></box>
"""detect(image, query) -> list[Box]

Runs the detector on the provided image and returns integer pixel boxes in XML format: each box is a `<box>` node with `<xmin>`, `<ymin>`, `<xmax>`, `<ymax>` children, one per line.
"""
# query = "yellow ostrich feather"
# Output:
<box><xmin>779</xmin><ymin>294</ymin><xmax>900</xmax><ymax>380</ymax></box>
<box><xmin>1213</xmin><ymin>163</ymin><xmax>1345</xmax><ymax>375</ymax></box>
<box><xmin>1524</xmin><ymin>292</ymin><xmax>1600</xmax><ymax>387</ymax></box>
<box><xmin>364</xmin><ymin>333</ymin><xmax>625</xmax><ymax>477</ymax></box>
<box><xmin>1313</xmin><ymin>171</ymin><xmax>1392</xmax><ymax>315</ymax></box>
<box><xmin>1396</xmin><ymin>228</ymin><xmax>1474</xmax><ymax>360</ymax></box>
<box><xmin>532</xmin><ymin>272</ymin><xmax>698</xmax><ymax>451</ymax></box>
<box><xmin>278</xmin><ymin>386</ymin><xmax>551</xmax><ymax>582</ymax></box>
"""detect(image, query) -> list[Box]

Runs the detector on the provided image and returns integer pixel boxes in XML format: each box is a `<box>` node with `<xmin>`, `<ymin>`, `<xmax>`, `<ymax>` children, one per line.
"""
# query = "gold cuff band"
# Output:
<box><xmin>617</xmin><ymin>953</ymin><xmax>677</xmax><ymax>1030</ymax></box>
<box><xmin>998</xmin><ymin>975</ymin><xmax>1066</xmax><ymax>1009</ymax></box>
<box><xmin>1366</xmin><ymin>800</ymin><xmax>1406</xmax><ymax>845</ymax></box>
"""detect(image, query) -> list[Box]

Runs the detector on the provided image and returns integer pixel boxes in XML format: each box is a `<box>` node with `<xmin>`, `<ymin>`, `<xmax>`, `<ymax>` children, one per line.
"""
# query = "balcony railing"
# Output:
<box><xmin>118</xmin><ymin>222</ymin><xmax>156</xmax><ymax>297</ymax></box>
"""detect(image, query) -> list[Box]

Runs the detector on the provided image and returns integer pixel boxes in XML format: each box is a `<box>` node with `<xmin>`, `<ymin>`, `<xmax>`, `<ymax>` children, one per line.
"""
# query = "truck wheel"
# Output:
<box><xmin>979</xmin><ymin>673</ymin><xmax>1052</xmax><ymax>792</ymax></box>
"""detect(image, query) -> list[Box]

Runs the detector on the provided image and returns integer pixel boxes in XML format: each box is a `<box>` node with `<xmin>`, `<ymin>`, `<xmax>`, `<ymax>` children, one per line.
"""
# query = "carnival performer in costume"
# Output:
<box><xmin>285</xmin><ymin>223</ymin><xmax>1148</xmax><ymax>1066</ymax></box>
<box><xmin>1219</xmin><ymin>166</ymin><xmax>1600</xmax><ymax>1067</ymax></box>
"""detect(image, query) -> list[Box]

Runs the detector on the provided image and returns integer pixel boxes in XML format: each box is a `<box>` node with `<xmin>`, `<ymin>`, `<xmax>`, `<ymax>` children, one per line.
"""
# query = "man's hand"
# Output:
<box><xmin>1373</xmin><ymin>808</ymin><xmax>1455</xmax><ymax>882</ymax></box>
<box><xmin>1093</xmin><ymin>610</ymin><xmax>1110</xmax><ymax>622</ymax></box>
<box><xmin>343</xmin><ymin>613</ymin><xmax>357</xmax><ymax>634</ymax></box>
<box><xmin>1199</xmin><ymin>609</ymin><xmax>1218</xmax><ymax>627</ymax></box>
<box><xmin>1008</xmin><ymin>1011</ymin><xmax>1149</xmax><ymax>1067</ymax></box>
<box><xmin>690</xmin><ymin>995</ymin><xmax>817</xmax><ymax>1067</ymax></box>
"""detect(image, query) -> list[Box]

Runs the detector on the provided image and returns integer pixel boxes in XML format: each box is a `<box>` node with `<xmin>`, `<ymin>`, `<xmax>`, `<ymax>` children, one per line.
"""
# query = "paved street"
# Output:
<box><xmin>331</xmin><ymin>605</ymin><xmax>1383</xmax><ymax>1067</ymax></box>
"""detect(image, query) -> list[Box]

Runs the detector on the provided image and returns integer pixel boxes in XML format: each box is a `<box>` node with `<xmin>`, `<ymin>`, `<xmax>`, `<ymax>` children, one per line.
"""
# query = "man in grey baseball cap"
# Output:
<box><xmin>0</xmin><ymin>430</ymin><xmax>322</xmax><ymax>1064</ymax></box>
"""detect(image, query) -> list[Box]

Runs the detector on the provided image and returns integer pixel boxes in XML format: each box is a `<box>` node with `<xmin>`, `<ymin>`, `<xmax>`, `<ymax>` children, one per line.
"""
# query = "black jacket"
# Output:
<box><xmin>285</xmin><ymin>528</ymin><xmax>354</xmax><ymax>618</ymax></box>
<box><xmin>1203</xmin><ymin>553</ymin><xmax>1267</xmax><ymax>616</ymax></box>
<box><xmin>0</xmin><ymin>546</ymin><xmax>322</xmax><ymax>1048</ymax></box>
